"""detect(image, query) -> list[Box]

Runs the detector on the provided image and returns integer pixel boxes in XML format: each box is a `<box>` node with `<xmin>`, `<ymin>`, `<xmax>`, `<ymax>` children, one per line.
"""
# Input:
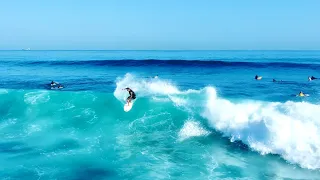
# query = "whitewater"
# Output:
<box><xmin>1</xmin><ymin>50</ymin><xmax>320</xmax><ymax>179</ymax></box>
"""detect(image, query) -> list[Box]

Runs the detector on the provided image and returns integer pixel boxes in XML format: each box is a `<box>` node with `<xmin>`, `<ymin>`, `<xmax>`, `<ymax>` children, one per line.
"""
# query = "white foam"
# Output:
<box><xmin>25</xmin><ymin>124</ymin><xmax>42</xmax><ymax>135</ymax></box>
<box><xmin>81</xmin><ymin>108</ymin><xmax>97</xmax><ymax>124</ymax></box>
<box><xmin>202</xmin><ymin>87</ymin><xmax>320</xmax><ymax>170</ymax></box>
<box><xmin>24</xmin><ymin>91</ymin><xmax>50</xmax><ymax>105</ymax></box>
<box><xmin>59</xmin><ymin>102</ymin><xmax>75</xmax><ymax>111</ymax></box>
<box><xmin>178</xmin><ymin>120</ymin><xmax>210</xmax><ymax>141</ymax></box>
<box><xmin>168</xmin><ymin>95</ymin><xmax>187</xmax><ymax>107</ymax></box>
<box><xmin>151</xmin><ymin>97</ymin><xmax>170</xmax><ymax>102</ymax></box>
<box><xmin>114</xmin><ymin>73</ymin><xmax>199</xmax><ymax>103</ymax></box>
<box><xmin>0</xmin><ymin>118</ymin><xmax>17</xmax><ymax>129</ymax></box>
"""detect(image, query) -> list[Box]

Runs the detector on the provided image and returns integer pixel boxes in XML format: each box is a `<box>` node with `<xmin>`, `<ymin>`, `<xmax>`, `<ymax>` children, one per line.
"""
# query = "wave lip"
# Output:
<box><xmin>203</xmin><ymin>87</ymin><xmax>320</xmax><ymax>170</ymax></box>
<box><xmin>113</xmin><ymin>73</ymin><xmax>199</xmax><ymax>102</ymax></box>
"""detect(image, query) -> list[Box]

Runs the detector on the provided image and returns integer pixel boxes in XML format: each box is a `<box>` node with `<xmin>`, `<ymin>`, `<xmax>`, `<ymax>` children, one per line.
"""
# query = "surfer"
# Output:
<box><xmin>273</xmin><ymin>79</ymin><xmax>283</xmax><ymax>82</ymax></box>
<box><xmin>308</xmin><ymin>76</ymin><xmax>317</xmax><ymax>81</ymax></box>
<box><xmin>50</xmin><ymin>81</ymin><xmax>57</xmax><ymax>86</ymax></box>
<box><xmin>298</xmin><ymin>91</ymin><xmax>305</xmax><ymax>97</ymax></box>
<box><xmin>255</xmin><ymin>75</ymin><xmax>262</xmax><ymax>80</ymax></box>
<box><xmin>124</xmin><ymin>87</ymin><xmax>136</xmax><ymax>105</ymax></box>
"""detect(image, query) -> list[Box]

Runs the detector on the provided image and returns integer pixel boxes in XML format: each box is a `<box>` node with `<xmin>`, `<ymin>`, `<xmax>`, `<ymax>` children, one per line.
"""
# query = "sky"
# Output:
<box><xmin>0</xmin><ymin>0</ymin><xmax>319</xmax><ymax>50</ymax></box>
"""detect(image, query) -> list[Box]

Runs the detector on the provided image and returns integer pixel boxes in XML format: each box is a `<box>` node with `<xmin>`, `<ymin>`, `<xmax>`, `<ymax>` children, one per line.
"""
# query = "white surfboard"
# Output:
<box><xmin>296</xmin><ymin>94</ymin><xmax>309</xmax><ymax>97</ymax></box>
<box><xmin>51</xmin><ymin>82</ymin><xmax>59</xmax><ymax>86</ymax></box>
<box><xmin>124</xmin><ymin>101</ymin><xmax>134</xmax><ymax>112</ymax></box>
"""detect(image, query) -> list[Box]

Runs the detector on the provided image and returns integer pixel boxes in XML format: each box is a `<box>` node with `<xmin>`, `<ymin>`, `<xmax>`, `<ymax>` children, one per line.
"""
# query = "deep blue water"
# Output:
<box><xmin>0</xmin><ymin>50</ymin><xmax>320</xmax><ymax>179</ymax></box>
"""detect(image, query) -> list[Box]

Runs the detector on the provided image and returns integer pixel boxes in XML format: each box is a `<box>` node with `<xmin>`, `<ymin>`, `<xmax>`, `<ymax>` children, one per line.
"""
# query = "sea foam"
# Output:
<box><xmin>203</xmin><ymin>87</ymin><xmax>320</xmax><ymax>170</ymax></box>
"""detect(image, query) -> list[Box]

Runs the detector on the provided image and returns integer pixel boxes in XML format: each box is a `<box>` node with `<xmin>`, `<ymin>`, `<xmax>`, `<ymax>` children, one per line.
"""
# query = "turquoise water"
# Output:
<box><xmin>1</xmin><ymin>50</ymin><xmax>320</xmax><ymax>179</ymax></box>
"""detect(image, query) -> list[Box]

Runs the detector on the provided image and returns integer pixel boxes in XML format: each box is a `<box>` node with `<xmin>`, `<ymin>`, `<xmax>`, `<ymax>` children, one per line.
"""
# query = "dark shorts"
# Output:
<box><xmin>127</xmin><ymin>96</ymin><xmax>136</xmax><ymax>100</ymax></box>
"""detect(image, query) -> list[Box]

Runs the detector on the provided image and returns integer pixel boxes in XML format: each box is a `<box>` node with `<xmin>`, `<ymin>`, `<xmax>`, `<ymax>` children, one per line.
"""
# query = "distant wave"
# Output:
<box><xmin>3</xmin><ymin>59</ymin><xmax>320</xmax><ymax>69</ymax></box>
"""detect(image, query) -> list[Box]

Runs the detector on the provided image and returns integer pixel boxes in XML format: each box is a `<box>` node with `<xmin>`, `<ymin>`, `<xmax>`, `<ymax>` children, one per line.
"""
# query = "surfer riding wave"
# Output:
<box><xmin>123</xmin><ymin>87</ymin><xmax>136</xmax><ymax>105</ymax></box>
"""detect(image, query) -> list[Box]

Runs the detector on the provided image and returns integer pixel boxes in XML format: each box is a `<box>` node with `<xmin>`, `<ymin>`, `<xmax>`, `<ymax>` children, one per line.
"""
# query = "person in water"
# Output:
<box><xmin>273</xmin><ymin>79</ymin><xmax>283</xmax><ymax>82</ymax></box>
<box><xmin>124</xmin><ymin>87</ymin><xmax>136</xmax><ymax>105</ymax></box>
<box><xmin>308</xmin><ymin>76</ymin><xmax>317</xmax><ymax>81</ymax></box>
<box><xmin>298</xmin><ymin>91</ymin><xmax>305</xmax><ymax>97</ymax></box>
<box><xmin>51</xmin><ymin>81</ymin><xmax>56</xmax><ymax>86</ymax></box>
<box><xmin>255</xmin><ymin>75</ymin><xmax>262</xmax><ymax>80</ymax></box>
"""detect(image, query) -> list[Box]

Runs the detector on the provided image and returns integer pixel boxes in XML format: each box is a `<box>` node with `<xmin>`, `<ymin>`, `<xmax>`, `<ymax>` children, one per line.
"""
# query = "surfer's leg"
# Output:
<box><xmin>126</xmin><ymin>96</ymin><xmax>131</xmax><ymax>105</ymax></box>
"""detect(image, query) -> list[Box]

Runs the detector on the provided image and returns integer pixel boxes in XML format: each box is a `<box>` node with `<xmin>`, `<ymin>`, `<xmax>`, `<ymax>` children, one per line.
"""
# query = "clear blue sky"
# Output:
<box><xmin>0</xmin><ymin>0</ymin><xmax>319</xmax><ymax>50</ymax></box>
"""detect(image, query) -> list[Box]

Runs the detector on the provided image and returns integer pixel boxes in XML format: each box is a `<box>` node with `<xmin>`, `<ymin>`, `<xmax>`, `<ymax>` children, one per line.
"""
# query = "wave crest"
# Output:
<box><xmin>113</xmin><ymin>73</ymin><xmax>199</xmax><ymax>102</ymax></box>
<box><xmin>203</xmin><ymin>87</ymin><xmax>320</xmax><ymax>170</ymax></box>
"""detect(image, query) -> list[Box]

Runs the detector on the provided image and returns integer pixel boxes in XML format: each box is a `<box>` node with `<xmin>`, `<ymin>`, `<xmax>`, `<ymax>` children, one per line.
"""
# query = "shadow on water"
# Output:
<box><xmin>49</xmin><ymin>139</ymin><xmax>82</xmax><ymax>152</ymax></box>
<box><xmin>71</xmin><ymin>165</ymin><xmax>117</xmax><ymax>180</ymax></box>
<box><xmin>2</xmin><ymin>168</ymin><xmax>40</xmax><ymax>180</ymax></box>
<box><xmin>1</xmin><ymin>162</ymin><xmax>117</xmax><ymax>180</ymax></box>
<box><xmin>0</xmin><ymin>141</ymin><xmax>33</xmax><ymax>154</ymax></box>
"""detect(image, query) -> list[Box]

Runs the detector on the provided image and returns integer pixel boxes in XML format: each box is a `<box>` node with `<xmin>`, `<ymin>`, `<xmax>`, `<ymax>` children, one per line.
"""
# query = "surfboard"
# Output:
<box><xmin>51</xmin><ymin>86</ymin><xmax>64</xmax><ymax>90</ymax></box>
<box><xmin>124</xmin><ymin>101</ymin><xmax>133</xmax><ymax>112</ymax></box>
<box><xmin>296</xmin><ymin>94</ymin><xmax>309</xmax><ymax>97</ymax></box>
<box><xmin>51</xmin><ymin>82</ymin><xmax>59</xmax><ymax>86</ymax></box>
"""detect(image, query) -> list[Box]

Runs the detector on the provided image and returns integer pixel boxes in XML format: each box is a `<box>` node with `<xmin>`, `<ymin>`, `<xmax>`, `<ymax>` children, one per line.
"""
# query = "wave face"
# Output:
<box><xmin>113</xmin><ymin>74</ymin><xmax>320</xmax><ymax>170</ymax></box>
<box><xmin>1</xmin><ymin>74</ymin><xmax>320</xmax><ymax>179</ymax></box>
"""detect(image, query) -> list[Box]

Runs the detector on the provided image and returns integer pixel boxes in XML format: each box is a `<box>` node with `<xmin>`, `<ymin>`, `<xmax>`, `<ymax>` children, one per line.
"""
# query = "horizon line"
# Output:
<box><xmin>1</xmin><ymin>49</ymin><xmax>320</xmax><ymax>51</ymax></box>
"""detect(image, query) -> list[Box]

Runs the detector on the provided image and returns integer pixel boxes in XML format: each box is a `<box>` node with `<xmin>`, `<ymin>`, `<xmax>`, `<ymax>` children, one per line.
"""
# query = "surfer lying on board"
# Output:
<box><xmin>308</xmin><ymin>76</ymin><xmax>317</xmax><ymax>81</ymax></box>
<box><xmin>123</xmin><ymin>87</ymin><xmax>136</xmax><ymax>105</ymax></box>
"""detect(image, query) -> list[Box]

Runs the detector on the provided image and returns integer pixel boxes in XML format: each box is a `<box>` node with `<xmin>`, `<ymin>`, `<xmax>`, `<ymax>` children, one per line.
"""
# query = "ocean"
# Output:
<box><xmin>0</xmin><ymin>50</ymin><xmax>320</xmax><ymax>179</ymax></box>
